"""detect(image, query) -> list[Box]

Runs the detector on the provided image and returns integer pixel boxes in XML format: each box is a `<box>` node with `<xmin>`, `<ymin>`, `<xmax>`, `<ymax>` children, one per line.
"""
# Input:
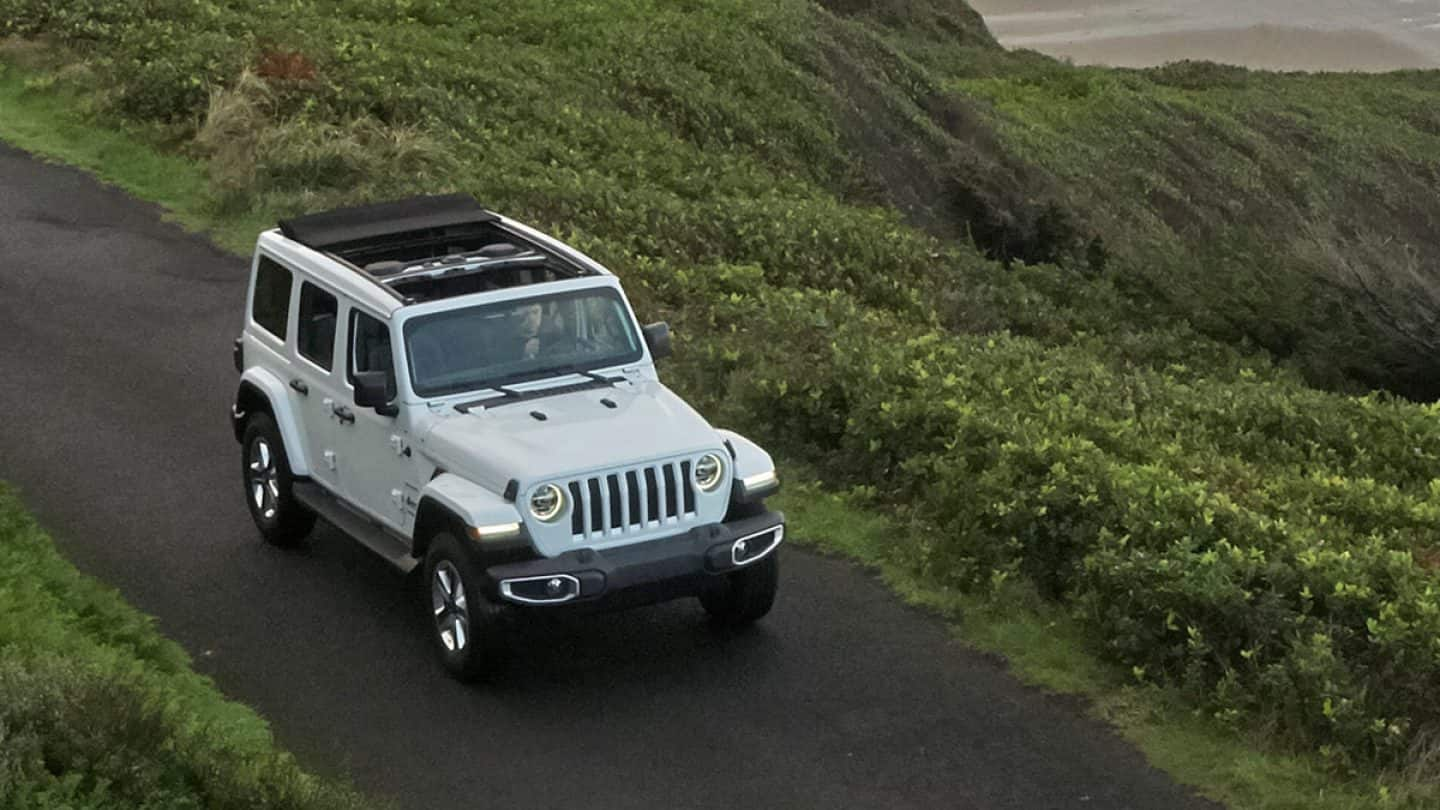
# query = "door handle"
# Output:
<box><xmin>289</xmin><ymin>378</ymin><xmax>309</xmax><ymax>396</ymax></box>
<box><xmin>333</xmin><ymin>404</ymin><xmax>356</xmax><ymax>425</ymax></box>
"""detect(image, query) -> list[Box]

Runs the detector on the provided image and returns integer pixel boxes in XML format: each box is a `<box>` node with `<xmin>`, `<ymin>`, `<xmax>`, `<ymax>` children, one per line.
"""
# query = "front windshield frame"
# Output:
<box><xmin>402</xmin><ymin>286</ymin><xmax>645</xmax><ymax>399</ymax></box>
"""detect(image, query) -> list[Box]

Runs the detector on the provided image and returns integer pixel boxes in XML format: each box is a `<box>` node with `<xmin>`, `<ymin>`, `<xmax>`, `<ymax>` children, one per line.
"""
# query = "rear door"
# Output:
<box><xmin>290</xmin><ymin>279</ymin><xmax>344</xmax><ymax>493</ymax></box>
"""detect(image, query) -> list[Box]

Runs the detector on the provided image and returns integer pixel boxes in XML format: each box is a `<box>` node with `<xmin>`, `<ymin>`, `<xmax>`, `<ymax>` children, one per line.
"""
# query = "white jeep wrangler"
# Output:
<box><xmin>231</xmin><ymin>194</ymin><xmax>783</xmax><ymax>680</ymax></box>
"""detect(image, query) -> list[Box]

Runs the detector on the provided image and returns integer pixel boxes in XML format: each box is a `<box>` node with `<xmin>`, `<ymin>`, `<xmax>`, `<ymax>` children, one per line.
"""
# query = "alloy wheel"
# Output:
<box><xmin>431</xmin><ymin>561</ymin><xmax>471</xmax><ymax>653</ymax></box>
<box><xmin>247</xmin><ymin>437</ymin><xmax>280</xmax><ymax>521</ymax></box>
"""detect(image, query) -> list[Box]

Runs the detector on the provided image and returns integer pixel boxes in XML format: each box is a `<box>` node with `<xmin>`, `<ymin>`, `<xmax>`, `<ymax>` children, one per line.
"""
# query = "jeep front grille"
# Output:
<box><xmin>567</xmin><ymin>460</ymin><xmax>696</xmax><ymax>540</ymax></box>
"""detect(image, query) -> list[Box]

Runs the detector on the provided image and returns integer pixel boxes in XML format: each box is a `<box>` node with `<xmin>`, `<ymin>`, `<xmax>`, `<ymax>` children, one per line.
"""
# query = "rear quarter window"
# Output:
<box><xmin>251</xmin><ymin>257</ymin><xmax>292</xmax><ymax>341</ymax></box>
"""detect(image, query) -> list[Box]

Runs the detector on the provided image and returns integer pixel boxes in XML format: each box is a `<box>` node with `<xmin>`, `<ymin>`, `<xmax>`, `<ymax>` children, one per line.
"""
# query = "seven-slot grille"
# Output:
<box><xmin>567</xmin><ymin>460</ymin><xmax>697</xmax><ymax>540</ymax></box>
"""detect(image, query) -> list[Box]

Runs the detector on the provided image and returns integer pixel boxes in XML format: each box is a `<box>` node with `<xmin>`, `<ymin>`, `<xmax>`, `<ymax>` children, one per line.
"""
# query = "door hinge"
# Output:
<box><xmin>323</xmin><ymin>450</ymin><xmax>337</xmax><ymax>470</ymax></box>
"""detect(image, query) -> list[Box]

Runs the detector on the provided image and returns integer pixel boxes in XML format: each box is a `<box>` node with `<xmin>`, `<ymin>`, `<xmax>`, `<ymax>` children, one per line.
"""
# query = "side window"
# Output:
<box><xmin>251</xmin><ymin>257</ymin><xmax>291</xmax><ymax>340</ymax></box>
<box><xmin>348</xmin><ymin>310</ymin><xmax>396</xmax><ymax>399</ymax></box>
<box><xmin>297</xmin><ymin>282</ymin><xmax>338</xmax><ymax>371</ymax></box>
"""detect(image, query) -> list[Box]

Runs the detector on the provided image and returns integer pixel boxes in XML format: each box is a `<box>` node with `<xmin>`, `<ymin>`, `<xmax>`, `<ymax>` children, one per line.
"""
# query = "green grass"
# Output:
<box><xmin>0</xmin><ymin>484</ymin><xmax>383</xmax><ymax>809</ymax></box>
<box><xmin>4</xmin><ymin>0</ymin><xmax>1440</xmax><ymax>802</ymax></box>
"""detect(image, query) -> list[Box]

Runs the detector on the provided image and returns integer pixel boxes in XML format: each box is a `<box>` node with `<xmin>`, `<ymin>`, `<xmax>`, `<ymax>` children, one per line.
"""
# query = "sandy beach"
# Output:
<box><xmin>968</xmin><ymin>0</ymin><xmax>1440</xmax><ymax>71</ymax></box>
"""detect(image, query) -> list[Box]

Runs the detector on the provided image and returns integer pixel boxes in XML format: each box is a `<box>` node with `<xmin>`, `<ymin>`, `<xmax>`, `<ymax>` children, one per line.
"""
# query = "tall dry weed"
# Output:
<box><xmin>196</xmin><ymin>70</ymin><xmax>455</xmax><ymax>213</ymax></box>
<box><xmin>195</xmin><ymin>69</ymin><xmax>277</xmax><ymax>193</ymax></box>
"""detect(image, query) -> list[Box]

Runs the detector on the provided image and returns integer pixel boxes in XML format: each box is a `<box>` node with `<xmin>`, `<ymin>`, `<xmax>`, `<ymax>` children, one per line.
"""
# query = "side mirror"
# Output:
<box><xmin>354</xmin><ymin>371</ymin><xmax>398</xmax><ymax>417</ymax></box>
<box><xmin>643</xmin><ymin>322</ymin><xmax>672</xmax><ymax>361</ymax></box>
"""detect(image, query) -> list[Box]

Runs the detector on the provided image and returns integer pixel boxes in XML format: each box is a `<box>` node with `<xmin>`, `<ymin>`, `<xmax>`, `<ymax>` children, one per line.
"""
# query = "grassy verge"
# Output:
<box><xmin>0</xmin><ymin>60</ymin><xmax>260</xmax><ymax>252</ymax></box>
<box><xmin>0</xmin><ymin>63</ymin><xmax>1429</xmax><ymax>807</ymax></box>
<box><xmin>0</xmin><ymin>484</ymin><xmax>382</xmax><ymax>808</ymax></box>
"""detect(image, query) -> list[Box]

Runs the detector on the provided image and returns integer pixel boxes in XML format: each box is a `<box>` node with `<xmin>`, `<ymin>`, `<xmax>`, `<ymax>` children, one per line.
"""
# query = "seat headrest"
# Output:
<box><xmin>477</xmin><ymin>242</ymin><xmax>522</xmax><ymax>258</ymax></box>
<box><xmin>365</xmin><ymin>260</ymin><xmax>405</xmax><ymax>277</ymax></box>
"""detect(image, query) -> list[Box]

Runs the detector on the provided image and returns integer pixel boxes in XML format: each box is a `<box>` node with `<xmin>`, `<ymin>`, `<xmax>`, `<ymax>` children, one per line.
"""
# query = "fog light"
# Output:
<box><xmin>731</xmin><ymin>526</ymin><xmax>783</xmax><ymax>567</ymax></box>
<box><xmin>500</xmin><ymin>574</ymin><xmax>581</xmax><ymax>604</ymax></box>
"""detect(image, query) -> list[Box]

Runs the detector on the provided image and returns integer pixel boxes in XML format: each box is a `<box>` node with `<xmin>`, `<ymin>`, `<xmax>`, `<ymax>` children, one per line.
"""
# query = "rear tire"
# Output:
<box><xmin>700</xmin><ymin>551</ymin><xmax>779</xmax><ymax>628</ymax></box>
<box><xmin>423</xmin><ymin>531</ymin><xmax>507</xmax><ymax>682</ymax></box>
<box><xmin>240</xmin><ymin>413</ymin><xmax>315</xmax><ymax>546</ymax></box>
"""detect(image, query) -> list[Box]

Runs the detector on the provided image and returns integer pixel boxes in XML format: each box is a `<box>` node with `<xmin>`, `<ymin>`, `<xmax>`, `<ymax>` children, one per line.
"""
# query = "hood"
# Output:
<box><xmin>419</xmin><ymin>380</ymin><xmax>722</xmax><ymax>490</ymax></box>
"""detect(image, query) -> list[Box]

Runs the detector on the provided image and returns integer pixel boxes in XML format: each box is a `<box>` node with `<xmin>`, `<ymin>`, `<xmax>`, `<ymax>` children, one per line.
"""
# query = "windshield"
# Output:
<box><xmin>403</xmin><ymin>287</ymin><xmax>644</xmax><ymax>397</ymax></box>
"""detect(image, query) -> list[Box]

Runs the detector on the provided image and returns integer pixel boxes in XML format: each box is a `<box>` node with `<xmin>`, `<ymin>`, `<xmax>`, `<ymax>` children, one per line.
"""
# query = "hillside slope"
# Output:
<box><xmin>806</xmin><ymin>3</ymin><xmax>1440</xmax><ymax>397</ymax></box>
<box><xmin>3</xmin><ymin>0</ymin><xmax>1440</xmax><ymax>792</ymax></box>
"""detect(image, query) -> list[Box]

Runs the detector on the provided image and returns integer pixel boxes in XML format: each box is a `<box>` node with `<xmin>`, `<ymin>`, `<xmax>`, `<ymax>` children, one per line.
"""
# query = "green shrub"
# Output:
<box><xmin>689</xmin><ymin>284</ymin><xmax>1440</xmax><ymax>769</ymax></box>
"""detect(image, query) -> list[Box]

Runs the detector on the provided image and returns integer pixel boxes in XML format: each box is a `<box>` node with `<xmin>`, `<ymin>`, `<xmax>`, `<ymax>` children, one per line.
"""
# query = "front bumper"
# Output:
<box><xmin>484</xmin><ymin>510</ymin><xmax>784</xmax><ymax>608</ymax></box>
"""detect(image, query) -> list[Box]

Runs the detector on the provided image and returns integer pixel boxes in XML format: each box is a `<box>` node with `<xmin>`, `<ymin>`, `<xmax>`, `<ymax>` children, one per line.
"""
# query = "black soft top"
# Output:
<box><xmin>277</xmin><ymin>193</ymin><xmax>499</xmax><ymax>252</ymax></box>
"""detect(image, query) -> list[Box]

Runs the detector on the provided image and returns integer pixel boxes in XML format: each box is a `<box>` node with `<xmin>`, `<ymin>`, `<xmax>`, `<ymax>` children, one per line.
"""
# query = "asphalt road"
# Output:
<box><xmin>0</xmin><ymin>142</ymin><xmax>1221</xmax><ymax>810</ymax></box>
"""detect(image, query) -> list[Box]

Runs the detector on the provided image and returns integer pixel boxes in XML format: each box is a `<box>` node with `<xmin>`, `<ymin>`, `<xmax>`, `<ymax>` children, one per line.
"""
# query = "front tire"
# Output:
<box><xmin>423</xmin><ymin>532</ymin><xmax>506</xmax><ymax>681</ymax></box>
<box><xmin>240</xmin><ymin>413</ymin><xmax>315</xmax><ymax>546</ymax></box>
<box><xmin>700</xmin><ymin>552</ymin><xmax>779</xmax><ymax>628</ymax></box>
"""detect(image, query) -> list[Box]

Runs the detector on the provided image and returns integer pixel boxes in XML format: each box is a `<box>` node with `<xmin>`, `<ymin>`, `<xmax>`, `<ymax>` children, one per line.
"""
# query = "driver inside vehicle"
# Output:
<box><xmin>582</xmin><ymin>297</ymin><xmax>628</xmax><ymax>354</ymax></box>
<box><xmin>512</xmin><ymin>301</ymin><xmax>568</xmax><ymax>361</ymax></box>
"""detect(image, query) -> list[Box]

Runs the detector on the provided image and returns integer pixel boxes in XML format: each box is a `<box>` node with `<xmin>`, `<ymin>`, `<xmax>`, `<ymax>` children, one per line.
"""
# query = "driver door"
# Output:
<box><xmin>337</xmin><ymin>303</ymin><xmax>415</xmax><ymax>532</ymax></box>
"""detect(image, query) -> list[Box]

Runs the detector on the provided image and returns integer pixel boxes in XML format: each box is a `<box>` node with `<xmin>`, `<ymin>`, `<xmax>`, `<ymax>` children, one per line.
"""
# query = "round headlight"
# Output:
<box><xmin>529</xmin><ymin>483</ymin><xmax>566</xmax><ymax>522</ymax></box>
<box><xmin>694</xmin><ymin>453</ymin><xmax>726</xmax><ymax>492</ymax></box>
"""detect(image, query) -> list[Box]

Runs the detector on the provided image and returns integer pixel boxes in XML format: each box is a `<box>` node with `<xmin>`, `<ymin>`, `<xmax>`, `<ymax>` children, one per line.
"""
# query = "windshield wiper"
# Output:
<box><xmin>544</xmin><ymin>363</ymin><xmax>624</xmax><ymax>384</ymax></box>
<box><xmin>452</xmin><ymin>369</ymin><xmax>624</xmax><ymax>413</ymax></box>
<box><xmin>452</xmin><ymin>385</ymin><xmax>521</xmax><ymax>414</ymax></box>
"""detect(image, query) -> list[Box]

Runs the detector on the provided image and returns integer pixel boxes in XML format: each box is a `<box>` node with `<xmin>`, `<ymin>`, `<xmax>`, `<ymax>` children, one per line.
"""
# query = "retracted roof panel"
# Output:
<box><xmin>278</xmin><ymin>193</ymin><xmax>499</xmax><ymax>255</ymax></box>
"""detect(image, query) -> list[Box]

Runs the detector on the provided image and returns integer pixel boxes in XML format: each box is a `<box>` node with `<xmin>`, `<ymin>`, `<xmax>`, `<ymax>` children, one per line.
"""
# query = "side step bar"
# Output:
<box><xmin>293</xmin><ymin>481</ymin><xmax>419</xmax><ymax>574</ymax></box>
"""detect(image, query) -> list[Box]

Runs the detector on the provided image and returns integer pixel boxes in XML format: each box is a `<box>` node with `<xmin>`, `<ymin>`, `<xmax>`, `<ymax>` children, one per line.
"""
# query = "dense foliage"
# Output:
<box><xmin>4</xmin><ymin>0</ymin><xmax>1440</xmax><ymax>781</ymax></box>
<box><xmin>0</xmin><ymin>487</ymin><xmax>380</xmax><ymax>808</ymax></box>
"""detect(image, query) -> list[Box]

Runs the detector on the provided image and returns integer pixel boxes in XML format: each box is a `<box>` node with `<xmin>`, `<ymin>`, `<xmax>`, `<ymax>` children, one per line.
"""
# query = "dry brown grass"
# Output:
<box><xmin>195</xmin><ymin>69</ymin><xmax>276</xmax><ymax>191</ymax></box>
<box><xmin>195</xmin><ymin>69</ymin><xmax>456</xmax><ymax>215</ymax></box>
<box><xmin>0</xmin><ymin>36</ymin><xmax>63</xmax><ymax>70</ymax></box>
<box><xmin>255</xmin><ymin>48</ymin><xmax>317</xmax><ymax>83</ymax></box>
